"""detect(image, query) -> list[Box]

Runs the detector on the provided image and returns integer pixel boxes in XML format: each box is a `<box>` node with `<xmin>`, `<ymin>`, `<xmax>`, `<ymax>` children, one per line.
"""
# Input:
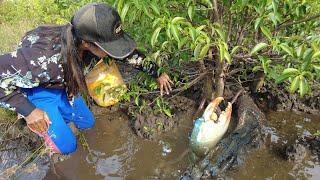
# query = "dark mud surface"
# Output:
<box><xmin>0</xmin><ymin>121</ymin><xmax>50</xmax><ymax>179</ymax></box>
<box><xmin>127</xmin><ymin>95</ymin><xmax>196</xmax><ymax>140</ymax></box>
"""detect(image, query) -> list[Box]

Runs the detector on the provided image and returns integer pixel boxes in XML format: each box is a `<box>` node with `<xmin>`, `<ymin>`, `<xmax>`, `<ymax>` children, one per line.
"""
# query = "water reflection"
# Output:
<box><xmin>96</xmin><ymin>155</ymin><xmax>122</xmax><ymax>179</ymax></box>
<box><xmin>44</xmin><ymin>110</ymin><xmax>320</xmax><ymax>179</ymax></box>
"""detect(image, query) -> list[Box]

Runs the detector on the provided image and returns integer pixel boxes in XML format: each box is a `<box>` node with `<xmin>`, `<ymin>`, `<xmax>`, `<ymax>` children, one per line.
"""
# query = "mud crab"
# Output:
<box><xmin>190</xmin><ymin>97</ymin><xmax>232</xmax><ymax>156</ymax></box>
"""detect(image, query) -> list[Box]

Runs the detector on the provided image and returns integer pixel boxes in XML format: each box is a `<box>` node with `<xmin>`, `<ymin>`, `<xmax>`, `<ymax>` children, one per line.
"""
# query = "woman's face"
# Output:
<box><xmin>80</xmin><ymin>41</ymin><xmax>108</xmax><ymax>58</ymax></box>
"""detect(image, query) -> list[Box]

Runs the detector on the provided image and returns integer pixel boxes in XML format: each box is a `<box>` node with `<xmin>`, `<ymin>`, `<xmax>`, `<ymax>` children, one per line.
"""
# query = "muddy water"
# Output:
<box><xmin>45</xmin><ymin>110</ymin><xmax>320</xmax><ymax>179</ymax></box>
<box><xmin>230</xmin><ymin>111</ymin><xmax>320</xmax><ymax>180</ymax></box>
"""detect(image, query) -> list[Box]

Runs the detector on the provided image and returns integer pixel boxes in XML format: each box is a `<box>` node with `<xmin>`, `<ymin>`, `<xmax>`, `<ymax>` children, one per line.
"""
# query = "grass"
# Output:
<box><xmin>0</xmin><ymin>20</ymin><xmax>36</xmax><ymax>54</ymax></box>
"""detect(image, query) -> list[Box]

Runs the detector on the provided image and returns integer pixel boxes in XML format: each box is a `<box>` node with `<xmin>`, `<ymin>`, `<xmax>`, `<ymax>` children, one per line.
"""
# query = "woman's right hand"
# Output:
<box><xmin>25</xmin><ymin>108</ymin><xmax>51</xmax><ymax>134</ymax></box>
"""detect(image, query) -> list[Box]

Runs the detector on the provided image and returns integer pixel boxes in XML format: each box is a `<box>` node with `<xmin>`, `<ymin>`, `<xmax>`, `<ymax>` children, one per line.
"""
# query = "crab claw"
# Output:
<box><xmin>203</xmin><ymin>97</ymin><xmax>224</xmax><ymax>122</ymax></box>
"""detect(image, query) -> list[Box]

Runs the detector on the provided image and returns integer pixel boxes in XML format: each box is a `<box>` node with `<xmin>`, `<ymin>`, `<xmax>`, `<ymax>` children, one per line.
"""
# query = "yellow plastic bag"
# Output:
<box><xmin>85</xmin><ymin>60</ymin><xmax>127</xmax><ymax>107</ymax></box>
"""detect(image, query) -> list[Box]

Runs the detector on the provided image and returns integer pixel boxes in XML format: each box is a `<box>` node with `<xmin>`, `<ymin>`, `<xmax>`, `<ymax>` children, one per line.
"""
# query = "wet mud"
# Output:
<box><xmin>127</xmin><ymin>96</ymin><xmax>196</xmax><ymax>139</ymax></box>
<box><xmin>0</xmin><ymin>95</ymin><xmax>320</xmax><ymax>179</ymax></box>
<box><xmin>0</xmin><ymin>121</ymin><xmax>50</xmax><ymax>179</ymax></box>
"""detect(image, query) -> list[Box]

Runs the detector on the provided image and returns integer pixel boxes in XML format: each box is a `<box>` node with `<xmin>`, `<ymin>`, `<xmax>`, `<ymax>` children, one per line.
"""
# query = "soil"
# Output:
<box><xmin>126</xmin><ymin>95</ymin><xmax>196</xmax><ymax>140</ymax></box>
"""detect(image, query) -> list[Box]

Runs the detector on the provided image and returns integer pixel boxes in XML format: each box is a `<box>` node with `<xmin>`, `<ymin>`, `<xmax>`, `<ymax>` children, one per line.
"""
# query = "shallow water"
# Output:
<box><xmin>44</xmin><ymin>110</ymin><xmax>320</xmax><ymax>179</ymax></box>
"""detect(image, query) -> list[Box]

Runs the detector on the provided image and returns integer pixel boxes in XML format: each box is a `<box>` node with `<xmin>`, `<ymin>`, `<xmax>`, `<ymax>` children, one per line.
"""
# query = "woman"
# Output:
<box><xmin>0</xmin><ymin>3</ymin><xmax>173</xmax><ymax>155</ymax></box>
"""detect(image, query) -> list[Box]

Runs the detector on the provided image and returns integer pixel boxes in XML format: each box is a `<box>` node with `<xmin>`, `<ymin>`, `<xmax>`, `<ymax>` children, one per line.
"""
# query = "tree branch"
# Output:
<box><xmin>276</xmin><ymin>13</ymin><xmax>320</xmax><ymax>30</ymax></box>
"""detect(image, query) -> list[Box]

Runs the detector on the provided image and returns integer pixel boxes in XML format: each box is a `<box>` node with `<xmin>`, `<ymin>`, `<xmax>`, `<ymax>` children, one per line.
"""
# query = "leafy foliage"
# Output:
<box><xmin>1</xmin><ymin>0</ymin><xmax>320</xmax><ymax>111</ymax></box>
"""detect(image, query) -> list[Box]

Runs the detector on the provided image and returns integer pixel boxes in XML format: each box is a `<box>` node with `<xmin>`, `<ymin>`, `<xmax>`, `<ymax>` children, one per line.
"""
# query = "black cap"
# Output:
<box><xmin>72</xmin><ymin>3</ymin><xmax>136</xmax><ymax>59</ymax></box>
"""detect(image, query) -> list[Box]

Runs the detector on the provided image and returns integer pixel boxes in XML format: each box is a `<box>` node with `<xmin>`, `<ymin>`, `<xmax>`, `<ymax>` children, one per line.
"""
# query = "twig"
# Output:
<box><xmin>231</xmin><ymin>89</ymin><xmax>244</xmax><ymax>104</ymax></box>
<box><xmin>276</xmin><ymin>13</ymin><xmax>320</xmax><ymax>30</ymax></box>
<box><xmin>192</xmin><ymin>98</ymin><xmax>207</xmax><ymax>120</ymax></box>
<box><xmin>0</xmin><ymin>118</ymin><xmax>20</xmax><ymax>140</ymax></box>
<box><xmin>141</xmin><ymin>71</ymin><xmax>208</xmax><ymax>95</ymax></box>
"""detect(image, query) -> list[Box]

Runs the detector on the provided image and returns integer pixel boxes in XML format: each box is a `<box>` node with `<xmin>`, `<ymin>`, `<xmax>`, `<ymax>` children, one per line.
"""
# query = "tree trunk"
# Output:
<box><xmin>211</xmin><ymin>0</ymin><xmax>225</xmax><ymax>98</ymax></box>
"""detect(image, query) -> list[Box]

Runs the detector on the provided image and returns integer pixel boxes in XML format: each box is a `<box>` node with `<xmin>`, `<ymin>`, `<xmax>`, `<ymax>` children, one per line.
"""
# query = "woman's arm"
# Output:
<box><xmin>121</xmin><ymin>51</ymin><xmax>173</xmax><ymax>95</ymax></box>
<box><xmin>0</xmin><ymin>52</ymin><xmax>50</xmax><ymax>134</ymax></box>
<box><xmin>122</xmin><ymin>50</ymin><xmax>159</xmax><ymax>78</ymax></box>
<box><xmin>0</xmin><ymin>53</ymin><xmax>37</xmax><ymax>116</ymax></box>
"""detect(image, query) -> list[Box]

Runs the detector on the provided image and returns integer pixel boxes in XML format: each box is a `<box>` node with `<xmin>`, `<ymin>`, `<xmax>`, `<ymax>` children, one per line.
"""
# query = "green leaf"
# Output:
<box><xmin>303</xmin><ymin>49</ymin><xmax>313</xmax><ymax>62</ymax></box>
<box><xmin>260</xmin><ymin>26</ymin><xmax>272</xmax><ymax>41</ymax></box>
<box><xmin>188</xmin><ymin>5</ymin><xmax>194</xmax><ymax>21</ymax></box>
<box><xmin>142</xmin><ymin>5</ymin><xmax>153</xmax><ymax>19</ymax></box>
<box><xmin>178</xmin><ymin>37</ymin><xmax>188</xmax><ymax>50</ymax></box>
<box><xmin>289</xmin><ymin>75</ymin><xmax>300</xmax><ymax>93</ymax></box>
<box><xmin>312</xmin><ymin>51</ymin><xmax>320</xmax><ymax>59</ymax></box>
<box><xmin>196</xmin><ymin>25</ymin><xmax>206</xmax><ymax>32</ymax></box>
<box><xmin>199</xmin><ymin>44</ymin><xmax>210</xmax><ymax>59</ymax></box>
<box><xmin>258</xmin><ymin>56</ymin><xmax>271</xmax><ymax>74</ymax></box>
<box><xmin>194</xmin><ymin>43</ymin><xmax>203</xmax><ymax>59</ymax></box>
<box><xmin>172</xmin><ymin>17</ymin><xmax>185</xmax><ymax>24</ymax></box>
<box><xmin>156</xmin><ymin>98</ymin><xmax>161</xmax><ymax>109</ymax></box>
<box><xmin>166</xmin><ymin>23</ymin><xmax>172</xmax><ymax>39</ymax></box>
<box><xmin>282</xmin><ymin>68</ymin><xmax>299</xmax><ymax>75</ymax></box>
<box><xmin>150</xmin><ymin>2</ymin><xmax>160</xmax><ymax>15</ymax></box>
<box><xmin>151</xmin><ymin>27</ymin><xmax>162</xmax><ymax>47</ymax></box>
<box><xmin>302</xmin><ymin>49</ymin><xmax>313</xmax><ymax>70</ymax></box>
<box><xmin>120</xmin><ymin>3</ymin><xmax>130</xmax><ymax>21</ymax></box>
<box><xmin>299</xmin><ymin>76</ymin><xmax>308</xmax><ymax>97</ymax></box>
<box><xmin>268</xmin><ymin>12</ymin><xmax>278</xmax><ymax>26</ymax></box>
<box><xmin>250</xmin><ymin>43</ymin><xmax>268</xmax><ymax>55</ymax></box>
<box><xmin>231</xmin><ymin>46</ymin><xmax>241</xmax><ymax>55</ymax></box>
<box><xmin>134</xmin><ymin>95</ymin><xmax>140</xmax><ymax>106</ymax></box>
<box><xmin>301</xmin><ymin>71</ymin><xmax>314</xmax><ymax>79</ymax></box>
<box><xmin>296</xmin><ymin>45</ymin><xmax>304</xmax><ymax>58</ymax></box>
<box><xmin>215</xmin><ymin>28</ymin><xmax>226</xmax><ymax>41</ymax></box>
<box><xmin>253</xmin><ymin>66</ymin><xmax>263</xmax><ymax>72</ymax></box>
<box><xmin>279</xmin><ymin>43</ymin><xmax>294</xmax><ymax>57</ymax></box>
<box><xmin>275</xmin><ymin>73</ymin><xmax>292</xmax><ymax>84</ymax></box>
<box><xmin>255</xmin><ymin>17</ymin><xmax>263</xmax><ymax>30</ymax></box>
<box><xmin>161</xmin><ymin>41</ymin><xmax>169</xmax><ymax>49</ymax></box>
<box><xmin>170</xmin><ymin>24</ymin><xmax>180</xmax><ymax>42</ymax></box>
<box><xmin>272</xmin><ymin>0</ymin><xmax>278</xmax><ymax>13</ymax></box>
<box><xmin>224</xmin><ymin>51</ymin><xmax>232</xmax><ymax>64</ymax></box>
<box><xmin>313</xmin><ymin>64</ymin><xmax>320</xmax><ymax>70</ymax></box>
<box><xmin>203</xmin><ymin>0</ymin><xmax>213</xmax><ymax>8</ymax></box>
<box><xmin>275</xmin><ymin>68</ymin><xmax>299</xmax><ymax>83</ymax></box>
<box><xmin>189</xmin><ymin>27</ymin><xmax>196</xmax><ymax>42</ymax></box>
<box><xmin>163</xmin><ymin>108</ymin><xmax>173</xmax><ymax>118</ymax></box>
<box><xmin>242</xmin><ymin>0</ymin><xmax>249</xmax><ymax>6</ymax></box>
<box><xmin>152</xmin><ymin>18</ymin><xmax>162</xmax><ymax>28</ymax></box>
<box><xmin>117</xmin><ymin>0</ymin><xmax>124</xmax><ymax>13</ymax></box>
<box><xmin>218</xmin><ymin>42</ymin><xmax>225</xmax><ymax>62</ymax></box>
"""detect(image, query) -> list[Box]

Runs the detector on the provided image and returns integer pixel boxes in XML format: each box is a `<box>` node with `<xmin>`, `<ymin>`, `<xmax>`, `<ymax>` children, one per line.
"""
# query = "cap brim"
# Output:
<box><xmin>94</xmin><ymin>33</ymin><xmax>136</xmax><ymax>59</ymax></box>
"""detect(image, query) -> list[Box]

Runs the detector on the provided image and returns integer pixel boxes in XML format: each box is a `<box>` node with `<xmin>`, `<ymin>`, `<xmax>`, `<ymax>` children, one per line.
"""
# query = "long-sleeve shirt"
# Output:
<box><xmin>0</xmin><ymin>26</ymin><xmax>158</xmax><ymax>117</ymax></box>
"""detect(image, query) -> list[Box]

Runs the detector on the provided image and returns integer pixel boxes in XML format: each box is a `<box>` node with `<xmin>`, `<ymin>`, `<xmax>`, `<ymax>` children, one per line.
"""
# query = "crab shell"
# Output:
<box><xmin>190</xmin><ymin>97</ymin><xmax>232</xmax><ymax>156</ymax></box>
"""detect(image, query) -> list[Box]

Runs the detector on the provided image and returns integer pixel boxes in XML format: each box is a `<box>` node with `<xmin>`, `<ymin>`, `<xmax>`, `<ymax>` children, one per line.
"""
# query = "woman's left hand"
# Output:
<box><xmin>157</xmin><ymin>73</ymin><xmax>173</xmax><ymax>96</ymax></box>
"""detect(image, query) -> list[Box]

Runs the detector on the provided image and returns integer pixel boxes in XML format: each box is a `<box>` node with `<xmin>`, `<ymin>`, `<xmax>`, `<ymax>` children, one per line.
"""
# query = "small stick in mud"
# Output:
<box><xmin>230</xmin><ymin>89</ymin><xmax>244</xmax><ymax>104</ymax></box>
<box><xmin>193</xmin><ymin>98</ymin><xmax>207</xmax><ymax>119</ymax></box>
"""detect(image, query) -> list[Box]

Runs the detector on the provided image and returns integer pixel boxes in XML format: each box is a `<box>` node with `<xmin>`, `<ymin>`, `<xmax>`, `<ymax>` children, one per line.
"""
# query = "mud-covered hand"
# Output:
<box><xmin>25</xmin><ymin>108</ymin><xmax>51</xmax><ymax>135</ymax></box>
<box><xmin>157</xmin><ymin>73</ymin><xmax>173</xmax><ymax>96</ymax></box>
